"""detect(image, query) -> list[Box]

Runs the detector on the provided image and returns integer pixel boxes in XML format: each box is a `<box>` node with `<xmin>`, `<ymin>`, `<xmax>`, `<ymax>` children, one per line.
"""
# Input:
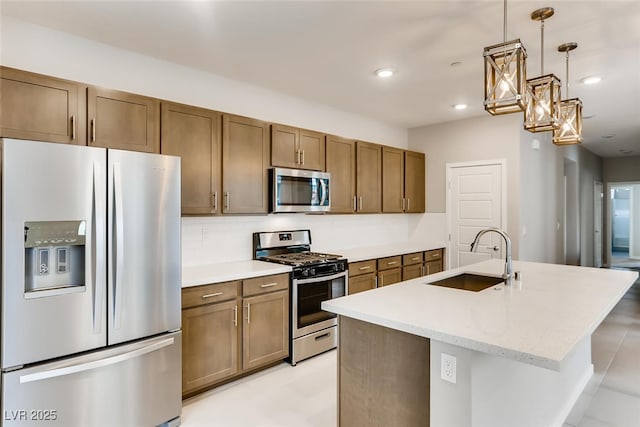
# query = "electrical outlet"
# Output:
<box><xmin>441</xmin><ymin>353</ymin><xmax>457</xmax><ymax>384</ymax></box>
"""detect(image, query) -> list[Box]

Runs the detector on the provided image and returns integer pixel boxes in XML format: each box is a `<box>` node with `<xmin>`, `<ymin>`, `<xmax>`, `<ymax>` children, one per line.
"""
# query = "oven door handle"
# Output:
<box><xmin>294</xmin><ymin>271</ymin><xmax>347</xmax><ymax>284</ymax></box>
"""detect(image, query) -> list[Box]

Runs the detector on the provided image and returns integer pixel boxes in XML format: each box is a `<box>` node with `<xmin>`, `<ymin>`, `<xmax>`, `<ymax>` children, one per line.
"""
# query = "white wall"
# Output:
<box><xmin>1</xmin><ymin>16</ymin><xmax>453</xmax><ymax>266</ymax></box>
<box><xmin>408</xmin><ymin>114</ymin><xmax>522</xmax><ymax>258</ymax></box>
<box><xmin>518</xmin><ymin>131</ymin><xmax>565</xmax><ymax>263</ymax></box>
<box><xmin>632</xmin><ymin>185</ymin><xmax>640</xmax><ymax>259</ymax></box>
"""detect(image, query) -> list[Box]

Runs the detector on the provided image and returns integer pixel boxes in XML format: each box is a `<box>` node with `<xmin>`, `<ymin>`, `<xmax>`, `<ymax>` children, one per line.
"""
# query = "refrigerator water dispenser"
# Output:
<box><xmin>24</xmin><ymin>220</ymin><xmax>86</xmax><ymax>298</ymax></box>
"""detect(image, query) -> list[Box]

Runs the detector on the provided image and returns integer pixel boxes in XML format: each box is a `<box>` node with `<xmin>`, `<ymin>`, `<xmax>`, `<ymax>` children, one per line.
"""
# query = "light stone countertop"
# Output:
<box><xmin>317</xmin><ymin>240</ymin><xmax>447</xmax><ymax>263</ymax></box>
<box><xmin>322</xmin><ymin>259</ymin><xmax>638</xmax><ymax>370</ymax></box>
<box><xmin>182</xmin><ymin>261</ymin><xmax>292</xmax><ymax>288</ymax></box>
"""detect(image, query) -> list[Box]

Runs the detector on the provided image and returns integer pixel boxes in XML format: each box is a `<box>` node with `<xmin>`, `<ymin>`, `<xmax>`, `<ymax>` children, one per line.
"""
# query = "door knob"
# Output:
<box><xmin>492</xmin><ymin>246</ymin><xmax>499</xmax><ymax>251</ymax></box>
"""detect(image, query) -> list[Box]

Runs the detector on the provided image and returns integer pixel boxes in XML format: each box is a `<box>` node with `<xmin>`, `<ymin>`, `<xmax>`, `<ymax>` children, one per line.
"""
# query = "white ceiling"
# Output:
<box><xmin>3</xmin><ymin>0</ymin><xmax>639</xmax><ymax>158</ymax></box>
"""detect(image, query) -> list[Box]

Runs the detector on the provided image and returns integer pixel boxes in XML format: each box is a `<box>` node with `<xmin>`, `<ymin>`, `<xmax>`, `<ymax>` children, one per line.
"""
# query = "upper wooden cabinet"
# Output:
<box><xmin>326</xmin><ymin>135</ymin><xmax>357</xmax><ymax>213</ymax></box>
<box><xmin>87</xmin><ymin>87</ymin><xmax>159</xmax><ymax>153</ymax></box>
<box><xmin>404</xmin><ymin>151</ymin><xmax>426</xmax><ymax>213</ymax></box>
<box><xmin>382</xmin><ymin>146</ymin><xmax>405</xmax><ymax>213</ymax></box>
<box><xmin>222</xmin><ymin>114</ymin><xmax>270</xmax><ymax>214</ymax></box>
<box><xmin>271</xmin><ymin>124</ymin><xmax>325</xmax><ymax>171</ymax></box>
<box><xmin>356</xmin><ymin>141</ymin><xmax>382</xmax><ymax>213</ymax></box>
<box><xmin>161</xmin><ymin>102</ymin><xmax>222</xmax><ymax>215</ymax></box>
<box><xmin>0</xmin><ymin>67</ymin><xmax>86</xmax><ymax>145</ymax></box>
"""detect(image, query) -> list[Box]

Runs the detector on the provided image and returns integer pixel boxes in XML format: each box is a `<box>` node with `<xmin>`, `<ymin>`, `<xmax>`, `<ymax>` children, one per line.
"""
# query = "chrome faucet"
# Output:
<box><xmin>470</xmin><ymin>227</ymin><xmax>514</xmax><ymax>284</ymax></box>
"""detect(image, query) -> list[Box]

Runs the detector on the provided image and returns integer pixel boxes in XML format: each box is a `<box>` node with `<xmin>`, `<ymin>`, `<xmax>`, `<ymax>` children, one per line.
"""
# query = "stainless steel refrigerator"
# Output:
<box><xmin>1</xmin><ymin>139</ymin><xmax>182</xmax><ymax>427</ymax></box>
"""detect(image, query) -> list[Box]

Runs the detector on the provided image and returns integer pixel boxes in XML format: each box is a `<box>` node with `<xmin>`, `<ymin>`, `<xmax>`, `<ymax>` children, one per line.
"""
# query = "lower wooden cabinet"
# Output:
<box><xmin>348</xmin><ymin>272</ymin><xmax>377</xmax><ymax>295</ymax></box>
<box><xmin>242</xmin><ymin>290</ymin><xmax>289</xmax><ymax>371</ymax></box>
<box><xmin>403</xmin><ymin>264</ymin><xmax>423</xmax><ymax>281</ymax></box>
<box><xmin>425</xmin><ymin>260</ymin><xmax>443</xmax><ymax>275</ymax></box>
<box><xmin>378</xmin><ymin>267</ymin><xmax>402</xmax><ymax>287</ymax></box>
<box><xmin>181</xmin><ymin>273</ymin><xmax>289</xmax><ymax>397</ymax></box>
<box><xmin>182</xmin><ymin>299</ymin><xmax>239</xmax><ymax>395</ymax></box>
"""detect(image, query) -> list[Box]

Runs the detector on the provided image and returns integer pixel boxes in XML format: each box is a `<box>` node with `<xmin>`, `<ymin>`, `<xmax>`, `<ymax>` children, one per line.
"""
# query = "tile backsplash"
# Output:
<box><xmin>182</xmin><ymin>213</ymin><xmax>446</xmax><ymax>267</ymax></box>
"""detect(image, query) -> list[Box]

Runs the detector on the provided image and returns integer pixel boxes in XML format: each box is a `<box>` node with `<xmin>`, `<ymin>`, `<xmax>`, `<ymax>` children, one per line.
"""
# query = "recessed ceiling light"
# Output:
<box><xmin>375</xmin><ymin>68</ymin><xmax>394</xmax><ymax>78</ymax></box>
<box><xmin>580</xmin><ymin>76</ymin><xmax>601</xmax><ymax>85</ymax></box>
<box><xmin>452</xmin><ymin>104</ymin><xmax>468</xmax><ymax>110</ymax></box>
<box><xmin>583</xmin><ymin>114</ymin><xmax>596</xmax><ymax>120</ymax></box>
<box><xmin>450</xmin><ymin>61</ymin><xmax>462</xmax><ymax>67</ymax></box>
<box><xmin>619</xmin><ymin>149</ymin><xmax>633</xmax><ymax>155</ymax></box>
<box><xmin>601</xmin><ymin>134</ymin><xmax>616</xmax><ymax>139</ymax></box>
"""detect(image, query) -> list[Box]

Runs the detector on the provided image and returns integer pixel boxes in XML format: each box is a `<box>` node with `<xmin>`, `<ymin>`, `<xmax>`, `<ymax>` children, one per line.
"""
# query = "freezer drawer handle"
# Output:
<box><xmin>19</xmin><ymin>337</ymin><xmax>175</xmax><ymax>384</ymax></box>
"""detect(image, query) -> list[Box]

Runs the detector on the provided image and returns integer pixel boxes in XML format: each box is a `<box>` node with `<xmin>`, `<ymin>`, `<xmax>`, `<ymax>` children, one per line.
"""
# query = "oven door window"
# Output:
<box><xmin>297</xmin><ymin>276</ymin><xmax>345</xmax><ymax>329</ymax></box>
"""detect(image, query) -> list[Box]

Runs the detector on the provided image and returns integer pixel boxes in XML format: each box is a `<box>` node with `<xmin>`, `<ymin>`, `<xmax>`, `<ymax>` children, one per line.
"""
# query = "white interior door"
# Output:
<box><xmin>447</xmin><ymin>161</ymin><xmax>505</xmax><ymax>269</ymax></box>
<box><xmin>594</xmin><ymin>181</ymin><xmax>603</xmax><ymax>267</ymax></box>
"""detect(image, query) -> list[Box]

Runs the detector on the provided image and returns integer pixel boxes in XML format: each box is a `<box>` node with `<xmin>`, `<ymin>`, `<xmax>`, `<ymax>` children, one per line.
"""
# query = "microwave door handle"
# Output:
<box><xmin>319</xmin><ymin>179</ymin><xmax>328</xmax><ymax>206</ymax></box>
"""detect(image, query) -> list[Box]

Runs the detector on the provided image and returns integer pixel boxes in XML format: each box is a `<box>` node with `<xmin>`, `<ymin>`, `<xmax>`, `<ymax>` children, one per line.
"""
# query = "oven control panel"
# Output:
<box><xmin>294</xmin><ymin>259</ymin><xmax>347</xmax><ymax>279</ymax></box>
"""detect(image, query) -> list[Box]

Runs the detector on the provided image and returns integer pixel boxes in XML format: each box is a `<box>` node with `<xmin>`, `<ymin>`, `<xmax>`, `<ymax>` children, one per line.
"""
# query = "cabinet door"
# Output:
<box><xmin>182</xmin><ymin>300</ymin><xmax>239</xmax><ymax>395</ymax></box>
<box><xmin>403</xmin><ymin>264</ymin><xmax>423</xmax><ymax>281</ymax></box>
<box><xmin>356</xmin><ymin>141</ymin><xmax>382</xmax><ymax>213</ymax></box>
<box><xmin>425</xmin><ymin>260</ymin><xmax>443</xmax><ymax>276</ymax></box>
<box><xmin>161</xmin><ymin>102</ymin><xmax>221</xmax><ymax>215</ymax></box>
<box><xmin>243</xmin><ymin>290</ymin><xmax>289</xmax><ymax>371</ymax></box>
<box><xmin>378</xmin><ymin>268</ymin><xmax>401</xmax><ymax>287</ymax></box>
<box><xmin>271</xmin><ymin>124</ymin><xmax>299</xmax><ymax>169</ymax></box>
<box><xmin>405</xmin><ymin>151</ymin><xmax>425</xmax><ymax>213</ymax></box>
<box><xmin>326</xmin><ymin>135</ymin><xmax>356</xmax><ymax>213</ymax></box>
<box><xmin>0</xmin><ymin>67</ymin><xmax>85</xmax><ymax>145</ymax></box>
<box><xmin>348</xmin><ymin>272</ymin><xmax>377</xmax><ymax>295</ymax></box>
<box><xmin>222</xmin><ymin>114</ymin><xmax>270</xmax><ymax>214</ymax></box>
<box><xmin>87</xmin><ymin>87</ymin><xmax>159</xmax><ymax>153</ymax></box>
<box><xmin>382</xmin><ymin>146</ymin><xmax>405</xmax><ymax>213</ymax></box>
<box><xmin>298</xmin><ymin>129</ymin><xmax>325</xmax><ymax>171</ymax></box>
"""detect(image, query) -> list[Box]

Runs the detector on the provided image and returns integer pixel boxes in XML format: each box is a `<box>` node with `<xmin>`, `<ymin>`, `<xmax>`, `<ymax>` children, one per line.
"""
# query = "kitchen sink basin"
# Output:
<box><xmin>426</xmin><ymin>273</ymin><xmax>504</xmax><ymax>292</ymax></box>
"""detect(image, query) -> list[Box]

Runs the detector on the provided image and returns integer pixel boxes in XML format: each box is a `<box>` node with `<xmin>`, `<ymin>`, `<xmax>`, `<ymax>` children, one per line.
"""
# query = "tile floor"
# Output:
<box><xmin>182</xmin><ymin>269</ymin><xmax>640</xmax><ymax>427</ymax></box>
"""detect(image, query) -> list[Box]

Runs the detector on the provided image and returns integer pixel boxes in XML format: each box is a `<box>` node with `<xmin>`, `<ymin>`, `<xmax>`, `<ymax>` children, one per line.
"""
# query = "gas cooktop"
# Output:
<box><xmin>261</xmin><ymin>251</ymin><xmax>342</xmax><ymax>267</ymax></box>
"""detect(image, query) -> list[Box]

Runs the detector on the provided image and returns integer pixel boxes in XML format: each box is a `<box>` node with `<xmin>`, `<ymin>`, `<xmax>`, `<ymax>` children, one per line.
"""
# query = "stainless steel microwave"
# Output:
<box><xmin>271</xmin><ymin>168</ymin><xmax>330</xmax><ymax>213</ymax></box>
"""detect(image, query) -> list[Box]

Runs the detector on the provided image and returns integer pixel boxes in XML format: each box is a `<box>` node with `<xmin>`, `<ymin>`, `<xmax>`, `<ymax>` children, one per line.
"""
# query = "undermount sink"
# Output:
<box><xmin>426</xmin><ymin>273</ymin><xmax>504</xmax><ymax>292</ymax></box>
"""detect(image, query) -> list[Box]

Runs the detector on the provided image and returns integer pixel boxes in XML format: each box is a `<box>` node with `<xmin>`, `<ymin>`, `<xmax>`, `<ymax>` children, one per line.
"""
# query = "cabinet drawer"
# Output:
<box><xmin>424</xmin><ymin>249</ymin><xmax>444</xmax><ymax>262</ymax></box>
<box><xmin>377</xmin><ymin>255</ymin><xmax>402</xmax><ymax>271</ymax></box>
<box><xmin>402</xmin><ymin>252</ymin><xmax>423</xmax><ymax>266</ymax></box>
<box><xmin>348</xmin><ymin>260</ymin><xmax>377</xmax><ymax>277</ymax></box>
<box><xmin>243</xmin><ymin>273</ymin><xmax>289</xmax><ymax>297</ymax></box>
<box><xmin>182</xmin><ymin>280</ymin><xmax>239</xmax><ymax>309</ymax></box>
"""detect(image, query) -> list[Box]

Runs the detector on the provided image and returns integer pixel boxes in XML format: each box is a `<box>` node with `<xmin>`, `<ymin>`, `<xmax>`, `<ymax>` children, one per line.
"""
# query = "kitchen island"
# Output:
<box><xmin>322</xmin><ymin>259</ymin><xmax>638</xmax><ymax>427</ymax></box>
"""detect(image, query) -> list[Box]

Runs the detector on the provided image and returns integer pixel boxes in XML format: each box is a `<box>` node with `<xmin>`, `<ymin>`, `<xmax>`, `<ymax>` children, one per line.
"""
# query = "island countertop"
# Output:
<box><xmin>322</xmin><ymin>259</ymin><xmax>638</xmax><ymax>370</ymax></box>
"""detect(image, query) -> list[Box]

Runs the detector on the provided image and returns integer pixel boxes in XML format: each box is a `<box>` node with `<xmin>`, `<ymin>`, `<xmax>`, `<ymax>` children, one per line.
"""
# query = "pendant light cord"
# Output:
<box><xmin>503</xmin><ymin>0</ymin><xmax>507</xmax><ymax>42</ymax></box>
<box><xmin>565</xmin><ymin>51</ymin><xmax>570</xmax><ymax>98</ymax></box>
<box><xmin>540</xmin><ymin>19</ymin><xmax>545</xmax><ymax>75</ymax></box>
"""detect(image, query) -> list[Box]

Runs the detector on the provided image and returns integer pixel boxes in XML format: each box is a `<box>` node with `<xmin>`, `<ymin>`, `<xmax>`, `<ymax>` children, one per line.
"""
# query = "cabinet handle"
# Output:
<box><xmin>353</xmin><ymin>196</ymin><xmax>357</xmax><ymax>212</ymax></box>
<box><xmin>297</xmin><ymin>149</ymin><xmax>302</xmax><ymax>165</ymax></box>
<box><xmin>359</xmin><ymin>266</ymin><xmax>371</xmax><ymax>270</ymax></box>
<box><xmin>260</xmin><ymin>282</ymin><xmax>278</xmax><ymax>288</ymax></box>
<box><xmin>380</xmin><ymin>276</ymin><xmax>384</xmax><ymax>287</ymax></box>
<box><xmin>359</xmin><ymin>196</ymin><xmax>363</xmax><ymax>211</ymax></box>
<box><xmin>201</xmin><ymin>292</ymin><xmax>223</xmax><ymax>299</ymax></box>
<box><xmin>411</xmin><ymin>257</ymin><xmax>420</xmax><ymax>261</ymax></box>
<box><xmin>421</xmin><ymin>265</ymin><xmax>425</xmax><ymax>276</ymax></box>
<box><xmin>233</xmin><ymin>305</ymin><xmax>238</xmax><ymax>327</ymax></box>
<box><xmin>245</xmin><ymin>304</ymin><xmax>251</xmax><ymax>324</ymax></box>
<box><xmin>212</xmin><ymin>192</ymin><xmax>218</xmax><ymax>212</ymax></box>
<box><xmin>374</xmin><ymin>276</ymin><xmax>378</xmax><ymax>288</ymax></box>
<box><xmin>90</xmin><ymin>118</ymin><xmax>96</xmax><ymax>142</ymax></box>
<box><xmin>301</xmin><ymin>150</ymin><xmax>305</xmax><ymax>165</ymax></box>
<box><xmin>402</xmin><ymin>198</ymin><xmax>405</xmax><ymax>211</ymax></box>
<box><xmin>224</xmin><ymin>192</ymin><xmax>230</xmax><ymax>210</ymax></box>
<box><xmin>387</xmin><ymin>261</ymin><xmax>398</xmax><ymax>265</ymax></box>
<box><xmin>70</xmin><ymin>115</ymin><xmax>76</xmax><ymax>140</ymax></box>
<box><xmin>407</xmin><ymin>198</ymin><xmax>411</xmax><ymax>211</ymax></box>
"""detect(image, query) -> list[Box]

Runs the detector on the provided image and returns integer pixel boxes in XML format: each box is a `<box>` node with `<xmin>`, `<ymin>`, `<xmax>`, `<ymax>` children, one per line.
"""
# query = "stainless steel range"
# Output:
<box><xmin>253</xmin><ymin>230</ymin><xmax>347</xmax><ymax>365</ymax></box>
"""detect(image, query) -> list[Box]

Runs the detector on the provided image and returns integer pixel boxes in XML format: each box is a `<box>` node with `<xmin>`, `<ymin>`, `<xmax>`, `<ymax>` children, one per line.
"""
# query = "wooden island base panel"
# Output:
<box><xmin>338</xmin><ymin>316</ymin><xmax>430</xmax><ymax>427</ymax></box>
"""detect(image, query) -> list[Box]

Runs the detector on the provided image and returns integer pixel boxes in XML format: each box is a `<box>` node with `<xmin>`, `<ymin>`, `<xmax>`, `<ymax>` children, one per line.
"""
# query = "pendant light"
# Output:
<box><xmin>483</xmin><ymin>0</ymin><xmax>527</xmax><ymax>115</ymax></box>
<box><xmin>524</xmin><ymin>7</ymin><xmax>562</xmax><ymax>133</ymax></box>
<box><xmin>553</xmin><ymin>42</ymin><xmax>583</xmax><ymax>145</ymax></box>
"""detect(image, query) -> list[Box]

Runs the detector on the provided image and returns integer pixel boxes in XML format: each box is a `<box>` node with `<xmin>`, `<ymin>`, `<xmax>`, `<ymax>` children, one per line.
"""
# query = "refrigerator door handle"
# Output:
<box><xmin>93</xmin><ymin>162</ymin><xmax>105</xmax><ymax>333</ymax></box>
<box><xmin>113</xmin><ymin>162</ymin><xmax>125</xmax><ymax>329</ymax></box>
<box><xmin>19</xmin><ymin>337</ymin><xmax>175</xmax><ymax>384</ymax></box>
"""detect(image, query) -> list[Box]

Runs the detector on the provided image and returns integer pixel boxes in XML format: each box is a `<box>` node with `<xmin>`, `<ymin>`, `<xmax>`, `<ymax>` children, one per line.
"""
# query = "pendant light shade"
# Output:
<box><xmin>483</xmin><ymin>0</ymin><xmax>527</xmax><ymax>115</ymax></box>
<box><xmin>524</xmin><ymin>7</ymin><xmax>562</xmax><ymax>133</ymax></box>
<box><xmin>484</xmin><ymin>40</ymin><xmax>528</xmax><ymax>114</ymax></box>
<box><xmin>553</xmin><ymin>42</ymin><xmax>583</xmax><ymax>145</ymax></box>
